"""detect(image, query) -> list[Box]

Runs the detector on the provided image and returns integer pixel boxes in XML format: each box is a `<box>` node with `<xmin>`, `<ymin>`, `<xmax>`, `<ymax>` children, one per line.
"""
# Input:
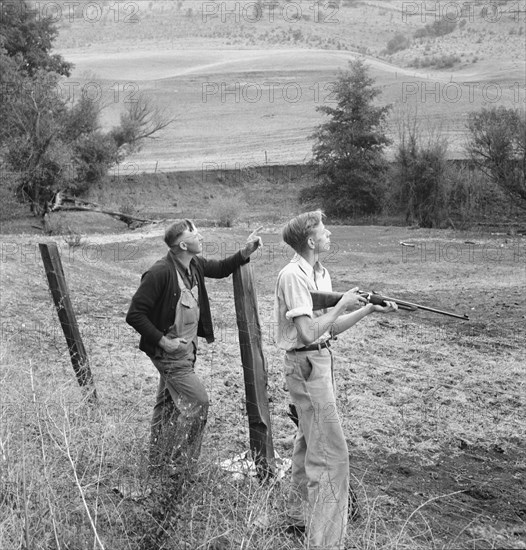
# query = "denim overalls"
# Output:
<box><xmin>150</xmin><ymin>269</ymin><xmax>209</xmax><ymax>474</ymax></box>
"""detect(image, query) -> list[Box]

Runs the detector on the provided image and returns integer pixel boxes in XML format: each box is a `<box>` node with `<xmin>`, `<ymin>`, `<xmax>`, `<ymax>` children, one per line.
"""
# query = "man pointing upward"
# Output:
<box><xmin>127</xmin><ymin>220</ymin><xmax>262</xmax><ymax>479</ymax></box>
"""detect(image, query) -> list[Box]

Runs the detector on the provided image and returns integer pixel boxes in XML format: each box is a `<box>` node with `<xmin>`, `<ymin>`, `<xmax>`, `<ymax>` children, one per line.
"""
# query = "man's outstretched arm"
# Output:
<box><xmin>201</xmin><ymin>226</ymin><xmax>263</xmax><ymax>278</ymax></box>
<box><xmin>294</xmin><ymin>295</ymin><xmax>398</xmax><ymax>345</ymax></box>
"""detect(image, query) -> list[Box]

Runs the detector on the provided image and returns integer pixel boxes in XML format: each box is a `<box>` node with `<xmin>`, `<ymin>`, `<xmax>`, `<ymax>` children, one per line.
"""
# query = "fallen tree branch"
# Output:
<box><xmin>475</xmin><ymin>221</ymin><xmax>525</xmax><ymax>227</ymax></box>
<box><xmin>48</xmin><ymin>192</ymin><xmax>158</xmax><ymax>226</ymax></box>
<box><xmin>53</xmin><ymin>204</ymin><xmax>155</xmax><ymax>224</ymax></box>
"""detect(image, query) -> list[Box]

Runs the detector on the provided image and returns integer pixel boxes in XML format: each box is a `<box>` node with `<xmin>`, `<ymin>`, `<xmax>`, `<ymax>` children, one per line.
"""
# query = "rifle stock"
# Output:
<box><xmin>310</xmin><ymin>291</ymin><xmax>343</xmax><ymax>310</ymax></box>
<box><xmin>310</xmin><ymin>290</ymin><xmax>469</xmax><ymax>320</ymax></box>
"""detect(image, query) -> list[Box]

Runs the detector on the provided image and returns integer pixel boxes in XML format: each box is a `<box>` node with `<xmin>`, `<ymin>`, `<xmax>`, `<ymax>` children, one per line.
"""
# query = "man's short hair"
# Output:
<box><xmin>282</xmin><ymin>210</ymin><xmax>324</xmax><ymax>253</ymax></box>
<box><xmin>164</xmin><ymin>219</ymin><xmax>195</xmax><ymax>248</ymax></box>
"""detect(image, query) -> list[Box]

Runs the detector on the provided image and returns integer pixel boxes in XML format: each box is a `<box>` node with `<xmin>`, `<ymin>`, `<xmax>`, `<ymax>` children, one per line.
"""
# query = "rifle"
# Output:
<box><xmin>310</xmin><ymin>290</ymin><xmax>469</xmax><ymax>320</ymax></box>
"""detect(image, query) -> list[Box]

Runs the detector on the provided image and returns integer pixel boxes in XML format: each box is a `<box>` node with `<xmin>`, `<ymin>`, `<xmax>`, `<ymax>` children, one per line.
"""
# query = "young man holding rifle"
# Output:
<box><xmin>274</xmin><ymin>210</ymin><xmax>397</xmax><ymax>549</ymax></box>
<box><xmin>127</xmin><ymin>219</ymin><xmax>262</xmax><ymax>480</ymax></box>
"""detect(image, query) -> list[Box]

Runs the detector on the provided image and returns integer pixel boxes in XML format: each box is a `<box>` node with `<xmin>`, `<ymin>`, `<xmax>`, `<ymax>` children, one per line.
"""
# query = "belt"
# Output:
<box><xmin>294</xmin><ymin>340</ymin><xmax>331</xmax><ymax>353</ymax></box>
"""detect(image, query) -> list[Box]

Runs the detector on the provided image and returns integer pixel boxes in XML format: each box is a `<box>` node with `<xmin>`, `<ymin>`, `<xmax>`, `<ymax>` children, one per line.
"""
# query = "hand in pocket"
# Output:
<box><xmin>159</xmin><ymin>336</ymin><xmax>187</xmax><ymax>354</ymax></box>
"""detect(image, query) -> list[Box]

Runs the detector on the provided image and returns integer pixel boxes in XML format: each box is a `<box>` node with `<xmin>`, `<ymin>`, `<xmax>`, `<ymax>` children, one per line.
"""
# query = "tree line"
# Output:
<box><xmin>0</xmin><ymin>0</ymin><xmax>173</xmax><ymax>219</ymax></box>
<box><xmin>306</xmin><ymin>59</ymin><xmax>525</xmax><ymax>227</ymax></box>
<box><xmin>0</xmin><ymin>1</ymin><xmax>523</xmax><ymax>228</ymax></box>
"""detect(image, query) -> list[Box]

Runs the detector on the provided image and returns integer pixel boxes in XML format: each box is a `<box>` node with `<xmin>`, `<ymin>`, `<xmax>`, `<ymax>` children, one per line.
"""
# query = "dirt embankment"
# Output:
<box><xmin>1</xmin><ymin>164</ymin><xmax>523</xmax><ymax>237</ymax></box>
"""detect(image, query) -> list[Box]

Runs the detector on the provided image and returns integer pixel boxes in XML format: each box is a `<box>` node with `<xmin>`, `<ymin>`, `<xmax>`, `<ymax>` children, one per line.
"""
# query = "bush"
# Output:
<box><xmin>300</xmin><ymin>169</ymin><xmax>386</xmax><ymax>217</ymax></box>
<box><xmin>385</xmin><ymin>33</ymin><xmax>411</xmax><ymax>54</ymax></box>
<box><xmin>446</xmin><ymin>162</ymin><xmax>512</xmax><ymax>224</ymax></box>
<box><xmin>466</xmin><ymin>106</ymin><xmax>526</xmax><ymax>207</ymax></box>
<box><xmin>410</xmin><ymin>54</ymin><xmax>461</xmax><ymax>69</ymax></box>
<box><xmin>0</xmin><ymin>171</ymin><xmax>27</xmax><ymax>221</ymax></box>
<box><xmin>414</xmin><ymin>17</ymin><xmax>457</xmax><ymax>39</ymax></box>
<box><xmin>390</xmin><ymin>113</ymin><xmax>450</xmax><ymax>227</ymax></box>
<box><xmin>414</xmin><ymin>27</ymin><xmax>428</xmax><ymax>39</ymax></box>
<box><xmin>291</xmin><ymin>28</ymin><xmax>303</xmax><ymax>41</ymax></box>
<box><xmin>430</xmin><ymin>17</ymin><xmax>457</xmax><ymax>36</ymax></box>
<box><xmin>433</xmin><ymin>54</ymin><xmax>461</xmax><ymax>68</ymax></box>
<box><xmin>212</xmin><ymin>197</ymin><xmax>240</xmax><ymax>227</ymax></box>
<box><xmin>73</xmin><ymin>133</ymin><xmax>121</xmax><ymax>192</ymax></box>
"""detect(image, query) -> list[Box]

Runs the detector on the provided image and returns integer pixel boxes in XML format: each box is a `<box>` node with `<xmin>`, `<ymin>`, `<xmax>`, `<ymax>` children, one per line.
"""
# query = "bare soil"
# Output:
<box><xmin>1</xmin><ymin>218</ymin><xmax>524</xmax><ymax>548</ymax></box>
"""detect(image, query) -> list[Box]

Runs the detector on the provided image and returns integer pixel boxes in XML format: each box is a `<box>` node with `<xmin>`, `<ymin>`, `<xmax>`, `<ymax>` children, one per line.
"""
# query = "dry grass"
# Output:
<box><xmin>1</xmin><ymin>224</ymin><xmax>525</xmax><ymax>548</ymax></box>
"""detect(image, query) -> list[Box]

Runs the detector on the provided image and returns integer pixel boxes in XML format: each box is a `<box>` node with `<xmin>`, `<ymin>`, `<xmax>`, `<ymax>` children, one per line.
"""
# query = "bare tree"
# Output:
<box><xmin>391</xmin><ymin>105</ymin><xmax>450</xmax><ymax>228</ymax></box>
<box><xmin>466</xmin><ymin>106</ymin><xmax>526</xmax><ymax>208</ymax></box>
<box><xmin>111</xmin><ymin>94</ymin><xmax>176</xmax><ymax>153</ymax></box>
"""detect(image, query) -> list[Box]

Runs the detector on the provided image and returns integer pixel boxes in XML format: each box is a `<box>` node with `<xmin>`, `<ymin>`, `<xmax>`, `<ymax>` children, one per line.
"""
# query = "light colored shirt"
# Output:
<box><xmin>274</xmin><ymin>253</ymin><xmax>332</xmax><ymax>351</ymax></box>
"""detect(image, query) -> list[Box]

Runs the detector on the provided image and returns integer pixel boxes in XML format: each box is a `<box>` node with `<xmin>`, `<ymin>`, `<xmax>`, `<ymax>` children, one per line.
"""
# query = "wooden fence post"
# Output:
<box><xmin>39</xmin><ymin>243</ymin><xmax>98</xmax><ymax>403</ymax></box>
<box><xmin>232</xmin><ymin>262</ymin><xmax>274</xmax><ymax>480</ymax></box>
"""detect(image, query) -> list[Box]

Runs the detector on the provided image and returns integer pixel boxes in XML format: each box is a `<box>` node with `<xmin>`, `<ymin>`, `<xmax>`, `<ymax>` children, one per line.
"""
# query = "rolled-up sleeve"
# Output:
<box><xmin>274</xmin><ymin>257</ymin><xmax>333</xmax><ymax>351</ymax></box>
<box><xmin>280</xmin><ymin>270</ymin><xmax>313</xmax><ymax>320</ymax></box>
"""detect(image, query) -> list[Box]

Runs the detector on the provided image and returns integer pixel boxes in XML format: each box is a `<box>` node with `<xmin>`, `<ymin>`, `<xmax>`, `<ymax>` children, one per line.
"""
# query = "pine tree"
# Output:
<box><xmin>306</xmin><ymin>59</ymin><xmax>391</xmax><ymax>216</ymax></box>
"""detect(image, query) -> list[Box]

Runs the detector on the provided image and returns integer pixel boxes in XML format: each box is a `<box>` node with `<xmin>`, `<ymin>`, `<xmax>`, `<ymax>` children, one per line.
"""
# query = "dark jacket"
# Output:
<box><xmin>126</xmin><ymin>250</ymin><xmax>248</xmax><ymax>357</ymax></box>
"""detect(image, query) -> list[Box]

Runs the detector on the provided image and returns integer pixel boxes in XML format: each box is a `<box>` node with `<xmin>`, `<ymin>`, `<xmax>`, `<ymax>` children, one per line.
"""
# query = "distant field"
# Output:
<box><xmin>61</xmin><ymin>47</ymin><xmax>523</xmax><ymax>171</ymax></box>
<box><xmin>51</xmin><ymin>0</ymin><xmax>525</xmax><ymax>171</ymax></box>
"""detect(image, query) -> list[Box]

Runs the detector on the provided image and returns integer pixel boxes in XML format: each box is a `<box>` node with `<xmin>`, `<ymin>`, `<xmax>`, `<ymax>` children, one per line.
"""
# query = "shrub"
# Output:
<box><xmin>466</xmin><ymin>106</ymin><xmax>526</xmax><ymax>208</ymax></box>
<box><xmin>390</xmin><ymin>112</ymin><xmax>450</xmax><ymax>227</ymax></box>
<box><xmin>410</xmin><ymin>54</ymin><xmax>461</xmax><ymax>69</ymax></box>
<box><xmin>212</xmin><ymin>197</ymin><xmax>240</xmax><ymax>227</ymax></box>
<box><xmin>446</xmin><ymin>162</ymin><xmax>512</xmax><ymax>224</ymax></box>
<box><xmin>432</xmin><ymin>54</ymin><xmax>461</xmax><ymax>68</ymax></box>
<box><xmin>385</xmin><ymin>33</ymin><xmax>411</xmax><ymax>54</ymax></box>
<box><xmin>430</xmin><ymin>17</ymin><xmax>457</xmax><ymax>36</ymax></box>
<box><xmin>0</xmin><ymin>171</ymin><xmax>27</xmax><ymax>221</ymax></box>
<box><xmin>414</xmin><ymin>16</ymin><xmax>457</xmax><ymax>39</ymax></box>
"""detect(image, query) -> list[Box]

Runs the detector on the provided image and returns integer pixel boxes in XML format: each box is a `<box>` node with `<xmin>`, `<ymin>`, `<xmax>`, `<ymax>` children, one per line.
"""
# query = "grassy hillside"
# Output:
<box><xmin>0</xmin><ymin>165</ymin><xmax>317</xmax><ymax>234</ymax></box>
<box><xmin>85</xmin><ymin>164</ymin><xmax>313</xmax><ymax>223</ymax></box>
<box><xmin>2</xmin><ymin>162</ymin><xmax>524</xmax><ymax>236</ymax></box>
<box><xmin>52</xmin><ymin>0</ymin><xmax>524</xmax><ymax>68</ymax></box>
<box><xmin>39</xmin><ymin>0</ymin><xmax>525</xmax><ymax>170</ymax></box>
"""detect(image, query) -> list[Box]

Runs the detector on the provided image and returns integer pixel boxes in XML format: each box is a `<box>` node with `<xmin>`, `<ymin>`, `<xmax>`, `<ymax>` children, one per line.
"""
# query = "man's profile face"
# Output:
<box><xmin>177</xmin><ymin>226</ymin><xmax>203</xmax><ymax>254</ymax></box>
<box><xmin>310</xmin><ymin>222</ymin><xmax>331</xmax><ymax>254</ymax></box>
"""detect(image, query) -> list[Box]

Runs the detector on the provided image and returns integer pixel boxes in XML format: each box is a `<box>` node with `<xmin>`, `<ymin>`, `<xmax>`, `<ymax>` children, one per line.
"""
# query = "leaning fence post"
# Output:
<box><xmin>39</xmin><ymin>243</ymin><xmax>98</xmax><ymax>403</ymax></box>
<box><xmin>232</xmin><ymin>262</ymin><xmax>275</xmax><ymax>480</ymax></box>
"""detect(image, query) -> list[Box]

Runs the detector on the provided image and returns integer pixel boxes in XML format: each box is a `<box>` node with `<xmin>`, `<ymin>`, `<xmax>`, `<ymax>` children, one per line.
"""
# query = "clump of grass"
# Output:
<box><xmin>63</xmin><ymin>229</ymin><xmax>85</xmax><ymax>248</ymax></box>
<box><xmin>43</xmin><ymin>213</ymin><xmax>68</xmax><ymax>235</ymax></box>
<box><xmin>212</xmin><ymin>197</ymin><xmax>242</xmax><ymax>228</ymax></box>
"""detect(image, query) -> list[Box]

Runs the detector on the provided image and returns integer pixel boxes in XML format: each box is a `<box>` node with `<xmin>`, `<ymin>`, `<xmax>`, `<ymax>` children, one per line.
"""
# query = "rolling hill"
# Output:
<box><xmin>45</xmin><ymin>0</ymin><xmax>526</xmax><ymax>170</ymax></box>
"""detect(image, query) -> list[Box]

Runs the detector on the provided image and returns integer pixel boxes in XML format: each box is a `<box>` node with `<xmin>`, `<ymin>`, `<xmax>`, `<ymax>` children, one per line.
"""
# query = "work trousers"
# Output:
<box><xmin>150</xmin><ymin>343</ymin><xmax>209</xmax><ymax>476</ymax></box>
<box><xmin>284</xmin><ymin>347</ymin><xmax>349</xmax><ymax>550</ymax></box>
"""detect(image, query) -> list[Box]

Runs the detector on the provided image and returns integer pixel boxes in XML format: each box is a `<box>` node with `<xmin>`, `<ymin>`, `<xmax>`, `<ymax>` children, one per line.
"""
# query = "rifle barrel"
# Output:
<box><xmin>372</xmin><ymin>293</ymin><xmax>469</xmax><ymax>320</ymax></box>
